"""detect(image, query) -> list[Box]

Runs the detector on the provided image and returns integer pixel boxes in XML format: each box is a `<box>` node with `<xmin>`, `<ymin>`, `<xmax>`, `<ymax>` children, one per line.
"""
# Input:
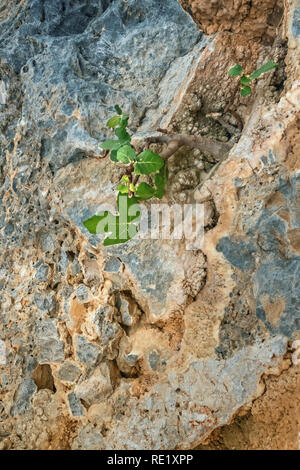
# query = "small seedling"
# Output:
<box><xmin>83</xmin><ymin>105</ymin><xmax>168</xmax><ymax>245</ymax></box>
<box><xmin>228</xmin><ymin>60</ymin><xmax>279</xmax><ymax>96</ymax></box>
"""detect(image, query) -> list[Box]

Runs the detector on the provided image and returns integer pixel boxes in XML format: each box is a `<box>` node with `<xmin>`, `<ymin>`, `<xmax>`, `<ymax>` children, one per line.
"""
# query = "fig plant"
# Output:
<box><xmin>228</xmin><ymin>60</ymin><xmax>279</xmax><ymax>97</ymax></box>
<box><xmin>83</xmin><ymin>105</ymin><xmax>168</xmax><ymax>246</ymax></box>
<box><xmin>83</xmin><ymin>60</ymin><xmax>280</xmax><ymax>245</ymax></box>
<box><xmin>83</xmin><ymin>61</ymin><xmax>266</xmax><ymax>247</ymax></box>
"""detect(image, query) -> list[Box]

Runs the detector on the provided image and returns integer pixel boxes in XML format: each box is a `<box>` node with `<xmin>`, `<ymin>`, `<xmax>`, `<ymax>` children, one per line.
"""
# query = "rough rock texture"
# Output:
<box><xmin>0</xmin><ymin>0</ymin><xmax>299</xmax><ymax>450</ymax></box>
<box><xmin>198</xmin><ymin>360</ymin><xmax>300</xmax><ymax>450</ymax></box>
<box><xmin>180</xmin><ymin>0</ymin><xmax>284</xmax><ymax>40</ymax></box>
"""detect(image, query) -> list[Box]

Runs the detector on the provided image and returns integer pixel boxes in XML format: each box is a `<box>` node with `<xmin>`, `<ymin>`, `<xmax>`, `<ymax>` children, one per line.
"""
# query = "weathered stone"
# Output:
<box><xmin>56</xmin><ymin>361</ymin><xmax>81</xmax><ymax>383</ymax></box>
<box><xmin>75</xmin><ymin>335</ymin><xmax>101</xmax><ymax>367</ymax></box>
<box><xmin>36</xmin><ymin>319</ymin><xmax>65</xmax><ymax>363</ymax></box>
<box><xmin>0</xmin><ymin>339</ymin><xmax>6</xmax><ymax>366</ymax></box>
<box><xmin>58</xmin><ymin>251</ymin><xmax>69</xmax><ymax>275</ymax></box>
<box><xmin>74</xmin><ymin>364</ymin><xmax>112</xmax><ymax>407</ymax></box>
<box><xmin>34</xmin><ymin>292</ymin><xmax>57</xmax><ymax>317</ymax></box>
<box><xmin>148</xmin><ymin>350</ymin><xmax>160</xmax><ymax>371</ymax></box>
<box><xmin>72</xmin><ymin>337</ymin><xmax>288</xmax><ymax>449</ymax></box>
<box><xmin>92</xmin><ymin>306</ymin><xmax>123</xmax><ymax>351</ymax></box>
<box><xmin>179</xmin><ymin>0</ymin><xmax>283</xmax><ymax>40</ymax></box>
<box><xmin>103</xmin><ymin>257</ymin><xmax>122</xmax><ymax>273</ymax></box>
<box><xmin>125</xmin><ymin>354</ymin><xmax>139</xmax><ymax>366</ymax></box>
<box><xmin>0</xmin><ymin>0</ymin><xmax>299</xmax><ymax>452</ymax></box>
<box><xmin>68</xmin><ymin>393</ymin><xmax>84</xmax><ymax>417</ymax></box>
<box><xmin>216</xmin><ymin>237</ymin><xmax>257</xmax><ymax>272</ymax></box>
<box><xmin>292</xmin><ymin>7</ymin><xmax>300</xmax><ymax>37</ymax></box>
<box><xmin>75</xmin><ymin>285</ymin><xmax>92</xmax><ymax>304</ymax></box>
<box><xmin>0</xmin><ymin>0</ymin><xmax>202</xmax><ymax>170</ymax></box>
<box><xmin>117</xmin><ymin>294</ymin><xmax>141</xmax><ymax>327</ymax></box>
<box><xmin>39</xmin><ymin>232</ymin><xmax>56</xmax><ymax>253</ymax></box>
<box><xmin>70</xmin><ymin>259</ymin><xmax>81</xmax><ymax>276</ymax></box>
<box><xmin>11</xmin><ymin>379</ymin><xmax>37</xmax><ymax>416</ymax></box>
<box><xmin>34</xmin><ymin>264</ymin><xmax>50</xmax><ymax>282</ymax></box>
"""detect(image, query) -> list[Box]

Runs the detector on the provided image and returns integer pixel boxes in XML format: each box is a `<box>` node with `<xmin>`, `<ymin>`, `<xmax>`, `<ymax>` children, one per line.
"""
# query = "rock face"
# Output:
<box><xmin>0</xmin><ymin>0</ymin><xmax>299</xmax><ymax>450</ymax></box>
<box><xmin>0</xmin><ymin>0</ymin><xmax>203</xmax><ymax>170</ymax></box>
<box><xmin>197</xmin><ymin>363</ymin><xmax>300</xmax><ymax>450</ymax></box>
<box><xmin>179</xmin><ymin>0</ymin><xmax>284</xmax><ymax>40</ymax></box>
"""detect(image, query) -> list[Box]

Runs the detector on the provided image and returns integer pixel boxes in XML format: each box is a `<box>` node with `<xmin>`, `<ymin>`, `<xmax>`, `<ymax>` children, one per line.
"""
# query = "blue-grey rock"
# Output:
<box><xmin>76</xmin><ymin>335</ymin><xmax>101</xmax><ymax>366</ymax></box>
<box><xmin>74</xmin><ymin>363</ymin><xmax>112</xmax><ymax>406</ymax></box>
<box><xmin>107</xmin><ymin>239</ymin><xmax>175</xmax><ymax>306</ymax></box>
<box><xmin>35</xmin><ymin>264</ymin><xmax>50</xmax><ymax>282</ymax></box>
<box><xmin>57</xmin><ymin>361</ymin><xmax>81</xmax><ymax>383</ymax></box>
<box><xmin>117</xmin><ymin>295</ymin><xmax>140</xmax><ymax>327</ymax></box>
<box><xmin>0</xmin><ymin>0</ymin><xmax>203</xmax><ymax>171</ymax></box>
<box><xmin>58</xmin><ymin>251</ymin><xmax>69</xmax><ymax>275</ymax></box>
<box><xmin>103</xmin><ymin>257</ymin><xmax>122</xmax><ymax>273</ymax></box>
<box><xmin>148</xmin><ymin>350</ymin><xmax>160</xmax><ymax>371</ymax></box>
<box><xmin>68</xmin><ymin>392</ymin><xmax>84</xmax><ymax>417</ymax></box>
<box><xmin>292</xmin><ymin>7</ymin><xmax>300</xmax><ymax>37</ymax></box>
<box><xmin>216</xmin><ymin>237</ymin><xmax>257</xmax><ymax>272</ymax></box>
<box><xmin>255</xmin><ymin>258</ymin><xmax>300</xmax><ymax>336</ymax></box>
<box><xmin>11</xmin><ymin>379</ymin><xmax>37</xmax><ymax>416</ymax></box>
<box><xmin>33</xmin><ymin>292</ymin><xmax>57</xmax><ymax>317</ymax></box>
<box><xmin>217</xmin><ymin>174</ymin><xmax>300</xmax><ymax>354</ymax></box>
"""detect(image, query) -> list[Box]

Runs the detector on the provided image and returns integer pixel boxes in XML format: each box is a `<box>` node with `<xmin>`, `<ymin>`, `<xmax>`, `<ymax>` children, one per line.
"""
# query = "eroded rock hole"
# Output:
<box><xmin>31</xmin><ymin>364</ymin><xmax>56</xmax><ymax>392</ymax></box>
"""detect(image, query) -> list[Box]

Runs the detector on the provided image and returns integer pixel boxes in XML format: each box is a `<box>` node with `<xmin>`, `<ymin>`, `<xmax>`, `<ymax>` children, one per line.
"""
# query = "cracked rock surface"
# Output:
<box><xmin>0</xmin><ymin>0</ymin><xmax>299</xmax><ymax>449</ymax></box>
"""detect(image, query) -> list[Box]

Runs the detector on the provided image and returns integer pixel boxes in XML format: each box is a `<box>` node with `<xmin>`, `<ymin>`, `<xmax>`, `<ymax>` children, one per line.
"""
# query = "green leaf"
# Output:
<box><xmin>83</xmin><ymin>213</ymin><xmax>109</xmax><ymax>234</ymax></box>
<box><xmin>121</xmin><ymin>175</ymin><xmax>130</xmax><ymax>183</ymax></box>
<box><xmin>104</xmin><ymin>195</ymin><xmax>140</xmax><ymax>246</ymax></box>
<box><xmin>83</xmin><ymin>194</ymin><xmax>141</xmax><ymax>246</ymax></box>
<box><xmin>114</xmin><ymin>105</ymin><xmax>122</xmax><ymax>115</ymax></box>
<box><xmin>117</xmin><ymin>145</ymin><xmax>136</xmax><ymax>164</ymax></box>
<box><xmin>100</xmin><ymin>139</ymin><xmax>122</xmax><ymax>150</ymax></box>
<box><xmin>129</xmin><ymin>183</ymin><xmax>137</xmax><ymax>192</ymax></box>
<box><xmin>240</xmin><ymin>85</ymin><xmax>252</xmax><ymax>97</ymax></box>
<box><xmin>134</xmin><ymin>150</ymin><xmax>164</xmax><ymax>175</ymax></box>
<box><xmin>136</xmin><ymin>182</ymin><xmax>155</xmax><ymax>200</ymax></box>
<box><xmin>154</xmin><ymin>165</ymin><xmax>168</xmax><ymax>199</ymax></box>
<box><xmin>240</xmin><ymin>75</ymin><xmax>251</xmax><ymax>85</ymax></box>
<box><xmin>250</xmin><ymin>60</ymin><xmax>279</xmax><ymax>80</ymax></box>
<box><xmin>228</xmin><ymin>64</ymin><xmax>243</xmax><ymax>77</ymax></box>
<box><xmin>115</xmin><ymin>126</ymin><xmax>131</xmax><ymax>142</ymax></box>
<box><xmin>107</xmin><ymin>116</ymin><xmax>121</xmax><ymax>128</ymax></box>
<box><xmin>110</xmin><ymin>149</ymin><xmax>118</xmax><ymax>162</ymax></box>
<box><xmin>117</xmin><ymin>183</ymin><xmax>129</xmax><ymax>194</ymax></box>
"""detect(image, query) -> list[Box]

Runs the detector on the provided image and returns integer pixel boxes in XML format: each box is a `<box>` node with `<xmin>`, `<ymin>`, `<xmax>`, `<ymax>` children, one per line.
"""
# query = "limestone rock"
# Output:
<box><xmin>75</xmin><ymin>335</ymin><xmax>101</xmax><ymax>367</ymax></box>
<box><xmin>10</xmin><ymin>380</ymin><xmax>37</xmax><ymax>417</ymax></box>
<box><xmin>56</xmin><ymin>361</ymin><xmax>82</xmax><ymax>384</ymax></box>
<box><xmin>179</xmin><ymin>0</ymin><xmax>284</xmax><ymax>40</ymax></box>
<box><xmin>0</xmin><ymin>0</ymin><xmax>299</xmax><ymax>451</ymax></box>
<box><xmin>74</xmin><ymin>363</ymin><xmax>112</xmax><ymax>407</ymax></box>
<box><xmin>36</xmin><ymin>319</ymin><xmax>65</xmax><ymax>364</ymax></box>
<box><xmin>68</xmin><ymin>392</ymin><xmax>85</xmax><ymax>418</ymax></box>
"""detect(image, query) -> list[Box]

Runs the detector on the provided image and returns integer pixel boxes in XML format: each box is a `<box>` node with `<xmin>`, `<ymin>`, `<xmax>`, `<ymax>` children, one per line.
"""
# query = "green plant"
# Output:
<box><xmin>82</xmin><ymin>96</ymin><xmax>238</xmax><ymax>246</ymax></box>
<box><xmin>228</xmin><ymin>60</ymin><xmax>279</xmax><ymax>97</ymax></box>
<box><xmin>83</xmin><ymin>105</ymin><xmax>168</xmax><ymax>245</ymax></box>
